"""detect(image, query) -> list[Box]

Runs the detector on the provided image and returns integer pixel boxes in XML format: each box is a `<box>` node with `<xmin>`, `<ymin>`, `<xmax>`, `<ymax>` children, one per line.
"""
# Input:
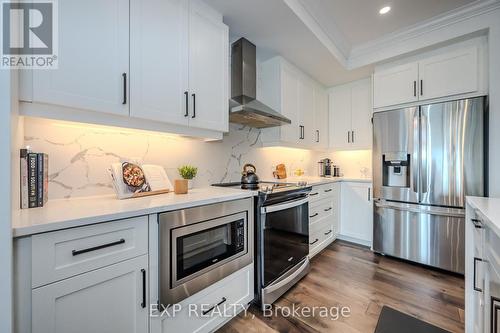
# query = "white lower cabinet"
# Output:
<box><xmin>339</xmin><ymin>182</ymin><xmax>373</xmax><ymax>247</ymax></box>
<box><xmin>32</xmin><ymin>255</ymin><xmax>148</xmax><ymax>333</ymax></box>
<box><xmin>152</xmin><ymin>264</ymin><xmax>253</xmax><ymax>333</ymax></box>
<box><xmin>465</xmin><ymin>201</ymin><xmax>500</xmax><ymax>333</ymax></box>
<box><xmin>309</xmin><ymin>183</ymin><xmax>339</xmax><ymax>257</ymax></box>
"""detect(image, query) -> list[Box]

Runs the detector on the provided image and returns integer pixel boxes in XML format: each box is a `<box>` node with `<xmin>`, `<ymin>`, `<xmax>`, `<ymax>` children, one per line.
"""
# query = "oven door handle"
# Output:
<box><xmin>261</xmin><ymin>197</ymin><xmax>309</xmax><ymax>214</ymax></box>
<box><xmin>264</xmin><ymin>259</ymin><xmax>310</xmax><ymax>293</ymax></box>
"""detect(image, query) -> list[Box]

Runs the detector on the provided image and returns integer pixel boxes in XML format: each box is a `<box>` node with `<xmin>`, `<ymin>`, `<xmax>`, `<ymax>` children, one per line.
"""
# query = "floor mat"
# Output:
<box><xmin>374</xmin><ymin>306</ymin><xmax>451</xmax><ymax>333</ymax></box>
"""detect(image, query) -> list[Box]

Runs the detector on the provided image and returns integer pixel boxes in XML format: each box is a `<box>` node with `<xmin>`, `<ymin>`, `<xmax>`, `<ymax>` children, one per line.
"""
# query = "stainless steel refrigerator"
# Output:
<box><xmin>372</xmin><ymin>97</ymin><xmax>486</xmax><ymax>274</ymax></box>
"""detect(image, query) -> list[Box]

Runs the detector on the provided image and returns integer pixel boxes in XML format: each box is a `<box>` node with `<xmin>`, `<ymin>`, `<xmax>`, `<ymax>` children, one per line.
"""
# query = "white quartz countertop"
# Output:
<box><xmin>12</xmin><ymin>187</ymin><xmax>255</xmax><ymax>238</ymax></box>
<box><xmin>467</xmin><ymin>196</ymin><xmax>500</xmax><ymax>237</ymax></box>
<box><xmin>267</xmin><ymin>176</ymin><xmax>372</xmax><ymax>186</ymax></box>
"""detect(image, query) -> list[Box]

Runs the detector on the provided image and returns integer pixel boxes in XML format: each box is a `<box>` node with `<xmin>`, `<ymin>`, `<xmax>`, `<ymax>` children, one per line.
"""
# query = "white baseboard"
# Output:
<box><xmin>336</xmin><ymin>234</ymin><xmax>372</xmax><ymax>248</ymax></box>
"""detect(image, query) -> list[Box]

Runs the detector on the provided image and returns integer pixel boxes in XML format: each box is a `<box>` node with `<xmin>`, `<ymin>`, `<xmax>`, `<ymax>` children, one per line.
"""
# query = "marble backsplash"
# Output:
<box><xmin>24</xmin><ymin>117</ymin><xmax>325</xmax><ymax>199</ymax></box>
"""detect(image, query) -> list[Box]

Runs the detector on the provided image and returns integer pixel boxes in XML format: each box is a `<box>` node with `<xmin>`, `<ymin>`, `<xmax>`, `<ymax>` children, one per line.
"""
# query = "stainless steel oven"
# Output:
<box><xmin>256</xmin><ymin>187</ymin><xmax>311</xmax><ymax>308</ymax></box>
<box><xmin>159</xmin><ymin>198</ymin><xmax>253</xmax><ymax>305</ymax></box>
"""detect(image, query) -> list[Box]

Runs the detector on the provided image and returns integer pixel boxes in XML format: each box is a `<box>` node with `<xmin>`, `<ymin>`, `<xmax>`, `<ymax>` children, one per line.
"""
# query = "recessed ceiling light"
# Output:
<box><xmin>379</xmin><ymin>6</ymin><xmax>391</xmax><ymax>15</ymax></box>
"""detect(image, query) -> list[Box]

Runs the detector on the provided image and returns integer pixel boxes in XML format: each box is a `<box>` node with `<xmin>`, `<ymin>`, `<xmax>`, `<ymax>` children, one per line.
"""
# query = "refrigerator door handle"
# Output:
<box><xmin>421</xmin><ymin>110</ymin><xmax>429</xmax><ymax>194</ymax></box>
<box><xmin>412</xmin><ymin>109</ymin><xmax>420</xmax><ymax>196</ymax></box>
<box><xmin>374</xmin><ymin>200</ymin><xmax>465</xmax><ymax>218</ymax></box>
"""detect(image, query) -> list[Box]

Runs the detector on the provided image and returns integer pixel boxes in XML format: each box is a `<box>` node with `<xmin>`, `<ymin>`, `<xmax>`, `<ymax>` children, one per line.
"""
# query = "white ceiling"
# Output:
<box><xmin>298</xmin><ymin>0</ymin><xmax>478</xmax><ymax>52</ymax></box>
<box><xmin>205</xmin><ymin>0</ymin><xmax>482</xmax><ymax>87</ymax></box>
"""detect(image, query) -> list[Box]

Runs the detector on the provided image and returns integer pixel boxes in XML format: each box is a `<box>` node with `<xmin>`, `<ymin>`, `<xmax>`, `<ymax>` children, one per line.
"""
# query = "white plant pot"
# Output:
<box><xmin>187</xmin><ymin>179</ymin><xmax>194</xmax><ymax>189</ymax></box>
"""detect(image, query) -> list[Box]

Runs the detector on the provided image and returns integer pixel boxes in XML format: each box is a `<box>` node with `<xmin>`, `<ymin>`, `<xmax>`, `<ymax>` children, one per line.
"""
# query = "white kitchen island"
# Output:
<box><xmin>465</xmin><ymin>197</ymin><xmax>500</xmax><ymax>333</ymax></box>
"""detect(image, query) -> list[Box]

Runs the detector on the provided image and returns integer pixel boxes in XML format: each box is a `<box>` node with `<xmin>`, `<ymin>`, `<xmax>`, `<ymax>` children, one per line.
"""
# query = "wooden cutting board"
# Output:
<box><xmin>273</xmin><ymin>164</ymin><xmax>287</xmax><ymax>179</ymax></box>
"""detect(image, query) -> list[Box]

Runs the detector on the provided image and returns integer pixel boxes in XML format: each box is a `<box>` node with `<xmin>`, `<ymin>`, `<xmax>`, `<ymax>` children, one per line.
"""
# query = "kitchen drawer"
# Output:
<box><xmin>309</xmin><ymin>183</ymin><xmax>336</xmax><ymax>203</ymax></box>
<box><xmin>160</xmin><ymin>264</ymin><xmax>253</xmax><ymax>333</ymax></box>
<box><xmin>31</xmin><ymin>216</ymin><xmax>148</xmax><ymax>288</ymax></box>
<box><xmin>309</xmin><ymin>198</ymin><xmax>334</xmax><ymax>226</ymax></box>
<box><xmin>309</xmin><ymin>217</ymin><xmax>335</xmax><ymax>255</ymax></box>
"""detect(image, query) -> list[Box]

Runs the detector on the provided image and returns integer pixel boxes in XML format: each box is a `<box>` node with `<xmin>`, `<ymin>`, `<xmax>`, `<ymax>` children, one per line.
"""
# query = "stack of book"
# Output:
<box><xmin>20</xmin><ymin>148</ymin><xmax>48</xmax><ymax>209</ymax></box>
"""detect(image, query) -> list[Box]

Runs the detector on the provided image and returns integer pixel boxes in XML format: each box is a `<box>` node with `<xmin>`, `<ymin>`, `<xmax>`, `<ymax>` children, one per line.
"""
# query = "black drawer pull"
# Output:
<box><xmin>473</xmin><ymin>257</ymin><xmax>483</xmax><ymax>292</ymax></box>
<box><xmin>309</xmin><ymin>238</ymin><xmax>319</xmax><ymax>245</ymax></box>
<box><xmin>141</xmin><ymin>269</ymin><xmax>146</xmax><ymax>308</ymax></box>
<box><xmin>310</xmin><ymin>192</ymin><xmax>319</xmax><ymax>197</ymax></box>
<box><xmin>309</xmin><ymin>213</ymin><xmax>319</xmax><ymax>218</ymax></box>
<box><xmin>202</xmin><ymin>297</ymin><xmax>227</xmax><ymax>315</ymax></box>
<box><xmin>471</xmin><ymin>219</ymin><xmax>483</xmax><ymax>229</ymax></box>
<box><xmin>324</xmin><ymin>189</ymin><xmax>332</xmax><ymax>193</ymax></box>
<box><xmin>72</xmin><ymin>238</ymin><xmax>125</xmax><ymax>256</ymax></box>
<box><xmin>324</xmin><ymin>230</ymin><xmax>333</xmax><ymax>236</ymax></box>
<box><xmin>324</xmin><ymin>207</ymin><xmax>332</xmax><ymax>212</ymax></box>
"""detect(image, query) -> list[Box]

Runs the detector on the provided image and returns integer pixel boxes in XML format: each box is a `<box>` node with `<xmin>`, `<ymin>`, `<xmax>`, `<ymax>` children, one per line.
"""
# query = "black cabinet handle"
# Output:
<box><xmin>471</xmin><ymin>219</ymin><xmax>483</xmax><ymax>229</ymax></box>
<box><xmin>413</xmin><ymin>81</ymin><xmax>417</xmax><ymax>97</ymax></box>
<box><xmin>191</xmin><ymin>93</ymin><xmax>196</xmax><ymax>118</ymax></box>
<box><xmin>324</xmin><ymin>230</ymin><xmax>332</xmax><ymax>236</ymax></box>
<box><xmin>316</xmin><ymin>130</ymin><xmax>320</xmax><ymax>143</ymax></box>
<box><xmin>368</xmin><ymin>188</ymin><xmax>371</xmax><ymax>201</ymax></box>
<box><xmin>473</xmin><ymin>257</ymin><xmax>483</xmax><ymax>292</ymax></box>
<box><xmin>347</xmin><ymin>131</ymin><xmax>350</xmax><ymax>143</ymax></box>
<box><xmin>202</xmin><ymin>297</ymin><xmax>227</xmax><ymax>315</ymax></box>
<box><xmin>420</xmin><ymin>79</ymin><xmax>423</xmax><ymax>96</ymax></box>
<box><xmin>72</xmin><ymin>238</ymin><xmax>125</xmax><ymax>256</ymax></box>
<box><xmin>324</xmin><ymin>207</ymin><xmax>332</xmax><ymax>212</ymax></box>
<box><xmin>141</xmin><ymin>269</ymin><xmax>146</xmax><ymax>308</ymax></box>
<box><xmin>324</xmin><ymin>189</ymin><xmax>332</xmax><ymax>193</ymax></box>
<box><xmin>309</xmin><ymin>213</ymin><xmax>319</xmax><ymax>218</ymax></box>
<box><xmin>309</xmin><ymin>238</ymin><xmax>319</xmax><ymax>245</ymax></box>
<box><xmin>122</xmin><ymin>73</ymin><xmax>127</xmax><ymax>105</ymax></box>
<box><xmin>309</xmin><ymin>192</ymin><xmax>319</xmax><ymax>196</ymax></box>
<box><xmin>352</xmin><ymin>131</ymin><xmax>355</xmax><ymax>143</ymax></box>
<box><xmin>184</xmin><ymin>91</ymin><xmax>189</xmax><ymax>117</ymax></box>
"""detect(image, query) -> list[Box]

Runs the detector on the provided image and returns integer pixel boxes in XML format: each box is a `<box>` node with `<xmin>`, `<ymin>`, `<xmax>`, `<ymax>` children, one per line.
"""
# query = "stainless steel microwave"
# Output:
<box><xmin>158</xmin><ymin>199</ymin><xmax>253</xmax><ymax>305</ymax></box>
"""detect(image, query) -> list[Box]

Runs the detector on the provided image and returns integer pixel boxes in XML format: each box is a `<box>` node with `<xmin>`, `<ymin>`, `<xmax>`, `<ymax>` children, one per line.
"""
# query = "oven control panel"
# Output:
<box><xmin>235</xmin><ymin>220</ymin><xmax>245</xmax><ymax>251</ymax></box>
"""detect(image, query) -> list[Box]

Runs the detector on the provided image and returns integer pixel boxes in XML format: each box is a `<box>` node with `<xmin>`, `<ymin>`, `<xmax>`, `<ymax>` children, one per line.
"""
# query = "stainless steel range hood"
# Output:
<box><xmin>230</xmin><ymin>38</ymin><xmax>291</xmax><ymax>128</ymax></box>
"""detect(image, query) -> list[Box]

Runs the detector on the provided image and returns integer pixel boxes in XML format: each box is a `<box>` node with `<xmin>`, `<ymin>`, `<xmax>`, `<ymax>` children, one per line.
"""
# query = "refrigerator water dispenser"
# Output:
<box><xmin>382</xmin><ymin>153</ymin><xmax>410</xmax><ymax>188</ymax></box>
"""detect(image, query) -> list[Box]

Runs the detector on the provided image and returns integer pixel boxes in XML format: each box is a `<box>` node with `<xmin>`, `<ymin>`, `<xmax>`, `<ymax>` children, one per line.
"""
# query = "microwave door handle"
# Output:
<box><xmin>261</xmin><ymin>197</ymin><xmax>309</xmax><ymax>214</ymax></box>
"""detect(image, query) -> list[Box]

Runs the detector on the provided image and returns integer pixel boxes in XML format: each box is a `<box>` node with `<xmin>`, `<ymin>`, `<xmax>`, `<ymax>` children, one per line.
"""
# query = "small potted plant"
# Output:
<box><xmin>177</xmin><ymin>165</ymin><xmax>198</xmax><ymax>192</ymax></box>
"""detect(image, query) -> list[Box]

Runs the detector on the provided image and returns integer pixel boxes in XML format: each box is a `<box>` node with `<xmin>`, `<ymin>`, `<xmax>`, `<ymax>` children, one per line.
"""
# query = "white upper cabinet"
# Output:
<box><xmin>373</xmin><ymin>62</ymin><xmax>418</xmax><ymax>109</ymax></box>
<box><xmin>31</xmin><ymin>0</ymin><xmax>130</xmax><ymax>116</ymax></box>
<box><xmin>260</xmin><ymin>57</ymin><xmax>329</xmax><ymax>150</ymax></box>
<box><xmin>329</xmin><ymin>78</ymin><xmax>372</xmax><ymax>150</ymax></box>
<box><xmin>21</xmin><ymin>0</ymin><xmax>229</xmax><ymax>137</ymax></box>
<box><xmin>350</xmin><ymin>79</ymin><xmax>372</xmax><ymax>149</ymax></box>
<box><xmin>418</xmin><ymin>46</ymin><xmax>478</xmax><ymax>101</ymax></box>
<box><xmin>188</xmin><ymin>1</ymin><xmax>229</xmax><ymax>132</ymax></box>
<box><xmin>313</xmin><ymin>87</ymin><xmax>329</xmax><ymax>149</ymax></box>
<box><xmin>280</xmin><ymin>65</ymin><xmax>301</xmax><ymax>144</ymax></box>
<box><xmin>130</xmin><ymin>0</ymin><xmax>189</xmax><ymax>126</ymax></box>
<box><xmin>329</xmin><ymin>84</ymin><xmax>352</xmax><ymax>150</ymax></box>
<box><xmin>298</xmin><ymin>79</ymin><xmax>315</xmax><ymax>146</ymax></box>
<box><xmin>373</xmin><ymin>38</ymin><xmax>487</xmax><ymax>110</ymax></box>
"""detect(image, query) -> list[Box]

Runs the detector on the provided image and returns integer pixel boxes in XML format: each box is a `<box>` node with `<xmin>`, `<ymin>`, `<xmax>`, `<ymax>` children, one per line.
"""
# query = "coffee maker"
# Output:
<box><xmin>318</xmin><ymin>158</ymin><xmax>332</xmax><ymax>177</ymax></box>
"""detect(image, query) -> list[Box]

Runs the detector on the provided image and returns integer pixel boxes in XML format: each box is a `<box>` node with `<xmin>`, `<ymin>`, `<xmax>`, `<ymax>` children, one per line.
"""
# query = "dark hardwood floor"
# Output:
<box><xmin>217</xmin><ymin>240</ymin><xmax>465</xmax><ymax>333</ymax></box>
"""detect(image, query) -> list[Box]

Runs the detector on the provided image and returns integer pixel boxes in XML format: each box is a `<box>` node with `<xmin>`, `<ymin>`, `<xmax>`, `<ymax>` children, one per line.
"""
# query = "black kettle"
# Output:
<box><xmin>241</xmin><ymin>163</ymin><xmax>259</xmax><ymax>185</ymax></box>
